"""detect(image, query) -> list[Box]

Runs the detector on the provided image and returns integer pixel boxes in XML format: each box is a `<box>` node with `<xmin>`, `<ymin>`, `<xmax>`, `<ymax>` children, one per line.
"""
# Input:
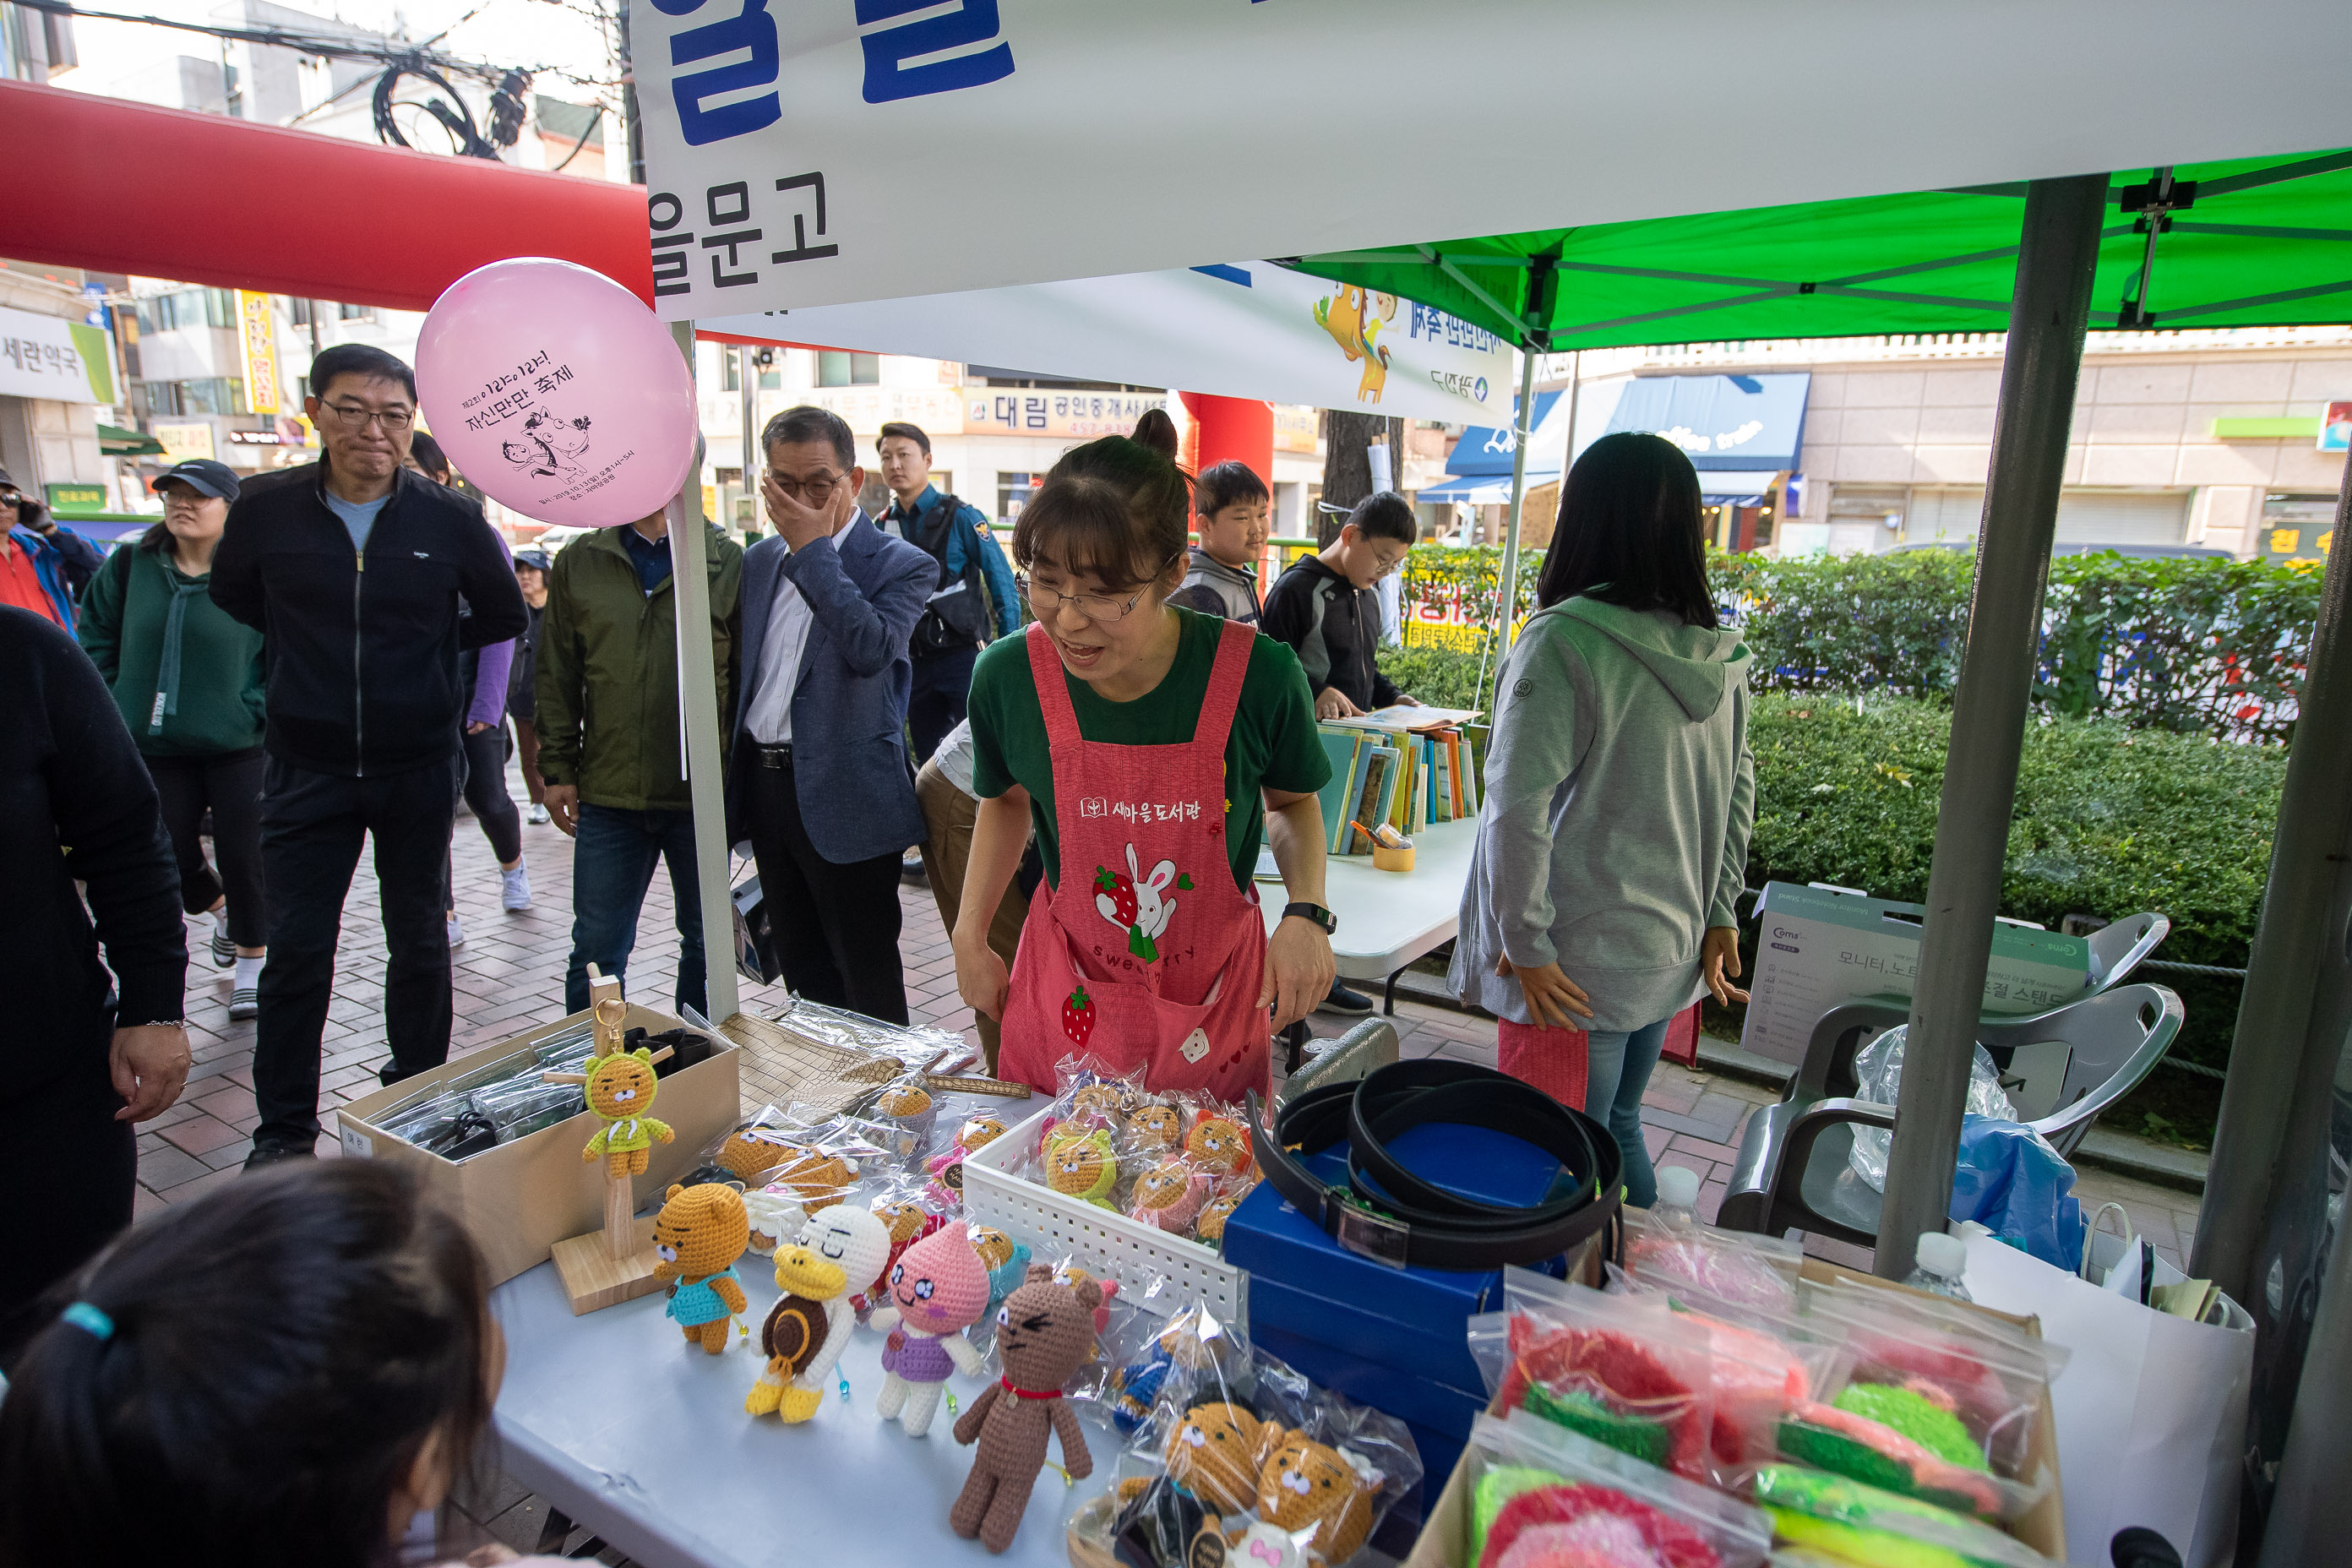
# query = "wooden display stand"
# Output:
<box><xmin>547</xmin><ymin>970</ymin><xmax>671</xmax><ymax>1315</ymax></box>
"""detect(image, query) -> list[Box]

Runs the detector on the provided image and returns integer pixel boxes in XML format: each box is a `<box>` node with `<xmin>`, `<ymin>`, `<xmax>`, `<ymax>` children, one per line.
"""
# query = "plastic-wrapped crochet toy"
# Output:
<box><xmin>651</xmin><ymin>1182</ymin><xmax>749</xmax><ymax>1353</ymax></box>
<box><xmin>1471</xmin><ymin>1271</ymin><xmax>1718</xmax><ymax>1481</ymax></box>
<box><xmin>870</xmin><ymin>1220</ymin><xmax>990</xmax><ymax>1436</ymax></box>
<box><xmin>925</xmin><ymin>1113</ymin><xmax>1010</xmax><ymax>1208</ymax></box>
<box><xmin>1748</xmin><ymin>1464</ymin><xmax>2052</xmax><ymax>1568</ymax></box>
<box><xmin>1127</xmin><ymin>1158</ymin><xmax>1215</xmax><ymax>1232</ymax></box>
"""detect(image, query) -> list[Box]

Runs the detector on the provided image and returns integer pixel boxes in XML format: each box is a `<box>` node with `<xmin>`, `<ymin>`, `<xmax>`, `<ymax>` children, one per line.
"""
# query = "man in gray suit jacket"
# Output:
<box><xmin>727</xmin><ymin>406</ymin><xmax>934</xmax><ymax>1022</ymax></box>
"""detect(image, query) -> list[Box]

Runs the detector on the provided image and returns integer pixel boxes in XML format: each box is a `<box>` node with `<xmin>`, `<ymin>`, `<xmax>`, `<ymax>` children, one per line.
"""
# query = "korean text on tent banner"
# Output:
<box><xmin>629</xmin><ymin>0</ymin><xmax>2343</xmax><ymax>320</ymax></box>
<box><xmin>702</xmin><ymin>261</ymin><xmax>1516</xmax><ymax>424</ymax></box>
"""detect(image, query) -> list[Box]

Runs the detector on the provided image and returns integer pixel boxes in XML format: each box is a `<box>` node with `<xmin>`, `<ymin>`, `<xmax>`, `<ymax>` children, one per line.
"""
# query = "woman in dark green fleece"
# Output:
<box><xmin>79</xmin><ymin>460</ymin><xmax>270</xmax><ymax>1020</ymax></box>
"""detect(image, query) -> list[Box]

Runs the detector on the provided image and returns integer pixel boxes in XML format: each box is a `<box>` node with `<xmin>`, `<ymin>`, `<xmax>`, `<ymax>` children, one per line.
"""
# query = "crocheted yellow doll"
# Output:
<box><xmin>1042</xmin><ymin>1126</ymin><xmax>1118</xmax><ymax>1209</ymax></box>
<box><xmin>651</xmin><ymin>1182</ymin><xmax>750</xmax><ymax>1353</ymax></box>
<box><xmin>581</xmin><ymin>1048</ymin><xmax>674</xmax><ymax>1177</ymax></box>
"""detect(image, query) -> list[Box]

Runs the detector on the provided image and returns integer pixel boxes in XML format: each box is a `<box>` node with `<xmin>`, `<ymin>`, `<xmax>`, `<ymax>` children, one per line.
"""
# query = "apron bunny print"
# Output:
<box><xmin>999</xmin><ymin>620</ymin><xmax>1271</xmax><ymax>1099</ymax></box>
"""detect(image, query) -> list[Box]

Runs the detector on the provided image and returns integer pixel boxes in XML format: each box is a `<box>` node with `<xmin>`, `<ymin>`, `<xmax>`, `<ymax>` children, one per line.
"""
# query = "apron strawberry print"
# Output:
<box><xmin>999</xmin><ymin>620</ymin><xmax>1272</xmax><ymax>1100</ymax></box>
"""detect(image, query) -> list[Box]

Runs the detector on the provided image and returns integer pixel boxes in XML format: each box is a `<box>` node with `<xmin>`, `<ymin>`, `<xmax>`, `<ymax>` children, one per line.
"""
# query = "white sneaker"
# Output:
<box><xmin>525</xmin><ymin>802</ymin><xmax>551</xmax><ymax>825</ymax></box>
<box><xmin>501</xmin><ymin>863</ymin><xmax>532</xmax><ymax>912</ymax></box>
<box><xmin>447</xmin><ymin>913</ymin><xmax>466</xmax><ymax>948</ymax></box>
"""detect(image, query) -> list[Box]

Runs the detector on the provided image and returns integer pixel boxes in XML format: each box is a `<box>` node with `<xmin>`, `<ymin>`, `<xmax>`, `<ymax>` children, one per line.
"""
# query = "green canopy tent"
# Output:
<box><xmin>1295</xmin><ymin>152</ymin><xmax>2352</xmax><ymax>1560</ymax></box>
<box><xmin>96</xmin><ymin>422</ymin><xmax>166</xmax><ymax>457</ymax></box>
<box><xmin>1289</xmin><ymin>149</ymin><xmax>2351</xmax><ymax>700</ymax></box>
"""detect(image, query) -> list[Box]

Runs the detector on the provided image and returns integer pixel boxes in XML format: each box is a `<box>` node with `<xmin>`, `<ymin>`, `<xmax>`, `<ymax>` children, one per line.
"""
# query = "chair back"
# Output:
<box><xmin>2083</xmin><ymin>912</ymin><xmax>2170</xmax><ymax>989</ymax></box>
<box><xmin>1985</xmin><ymin>983</ymin><xmax>2183</xmax><ymax>1153</ymax></box>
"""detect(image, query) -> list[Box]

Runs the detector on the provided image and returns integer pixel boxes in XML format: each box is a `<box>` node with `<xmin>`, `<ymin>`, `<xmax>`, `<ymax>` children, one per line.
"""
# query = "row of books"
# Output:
<box><xmin>1315</xmin><ymin>721</ymin><xmax>1483</xmax><ymax>855</ymax></box>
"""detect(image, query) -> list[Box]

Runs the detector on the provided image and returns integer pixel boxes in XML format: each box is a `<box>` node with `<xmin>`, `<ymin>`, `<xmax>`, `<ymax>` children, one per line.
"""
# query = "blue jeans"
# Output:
<box><xmin>565</xmin><ymin>803</ymin><xmax>705</xmax><ymax>1019</ymax></box>
<box><xmin>1586</xmin><ymin>1015</ymin><xmax>1674</xmax><ymax>1209</ymax></box>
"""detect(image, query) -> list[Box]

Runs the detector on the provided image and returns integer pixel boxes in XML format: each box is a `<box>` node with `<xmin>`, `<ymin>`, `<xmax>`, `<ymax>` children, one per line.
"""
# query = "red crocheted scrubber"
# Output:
<box><xmin>1502</xmin><ymin>1317</ymin><xmax>1708</xmax><ymax>1479</ymax></box>
<box><xmin>1478</xmin><ymin>1483</ymin><xmax>1723</xmax><ymax>1568</ymax></box>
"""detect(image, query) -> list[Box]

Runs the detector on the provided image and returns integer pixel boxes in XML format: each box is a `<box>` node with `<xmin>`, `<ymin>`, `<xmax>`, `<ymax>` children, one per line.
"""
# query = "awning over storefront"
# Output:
<box><xmin>1443</xmin><ymin>390</ymin><xmax>1563</xmax><ymax>476</ymax></box>
<box><xmin>1418</xmin><ymin>471</ymin><xmax>1560</xmax><ymax>505</ymax></box>
<box><xmin>1699</xmin><ymin>470</ymin><xmax>1780</xmax><ymax>504</ymax></box>
<box><xmin>98</xmin><ymin>423</ymin><xmax>166</xmax><ymax>456</ymax></box>
<box><xmin>1604</xmin><ymin>373</ymin><xmax>1810</xmax><ymax>471</ymax></box>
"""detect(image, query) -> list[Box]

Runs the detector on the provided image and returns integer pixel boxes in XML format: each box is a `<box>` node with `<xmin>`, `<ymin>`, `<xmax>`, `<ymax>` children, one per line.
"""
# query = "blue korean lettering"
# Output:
<box><xmin>663</xmin><ymin>0</ymin><xmax>781</xmax><ymax>147</ymax></box>
<box><xmin>855</xmin><ymin>0</ymin><xmax>1014</xmax><ymax>104</ymax></box>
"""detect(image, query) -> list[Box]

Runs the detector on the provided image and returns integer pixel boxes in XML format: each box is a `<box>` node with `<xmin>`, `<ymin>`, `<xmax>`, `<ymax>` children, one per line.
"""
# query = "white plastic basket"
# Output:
<box><xmin>961</xmin><ymin>1102</ymin><xmax>1247</xmax><ymax>1327</ymax></box>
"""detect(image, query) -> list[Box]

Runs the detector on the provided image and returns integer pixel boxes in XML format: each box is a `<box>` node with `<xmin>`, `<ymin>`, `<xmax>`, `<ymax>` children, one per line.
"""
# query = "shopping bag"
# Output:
<box><xmin>732</xmin><ymin>868</ymin><xmax>781</xmax><ymax>986</ymax></box>
<box><xmin>1957</xmin><ymin>1231</ymin><xmax>2252</xmax><ymax>1567</ymax></box>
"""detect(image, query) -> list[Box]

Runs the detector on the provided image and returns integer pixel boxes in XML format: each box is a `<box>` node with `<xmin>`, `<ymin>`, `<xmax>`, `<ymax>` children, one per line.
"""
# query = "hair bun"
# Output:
<box><xmin>1130</xmin><ymin>407</ymin><xmax>1180</xmax><ymax>460</ymax></box>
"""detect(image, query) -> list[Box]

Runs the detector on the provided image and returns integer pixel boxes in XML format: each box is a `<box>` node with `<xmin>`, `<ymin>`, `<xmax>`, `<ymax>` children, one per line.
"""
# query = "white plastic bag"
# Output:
<box><xmin>1847</xmin><ymin>1025</ymin><xmax>2015</xmax><ymax>1190</ymax></box>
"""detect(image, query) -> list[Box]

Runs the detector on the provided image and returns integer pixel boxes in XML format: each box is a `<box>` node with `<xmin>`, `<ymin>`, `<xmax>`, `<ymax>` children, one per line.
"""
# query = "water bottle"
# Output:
<box><xmin>1652</xmin><ymin>1165</ymin><xmax>1702</xmax><ymax>1232</ymax></box>
<box><xmin>1904</xmin><ymin>1232</ymin><xmax>1974</xmax><ymax>1301</ymax></box>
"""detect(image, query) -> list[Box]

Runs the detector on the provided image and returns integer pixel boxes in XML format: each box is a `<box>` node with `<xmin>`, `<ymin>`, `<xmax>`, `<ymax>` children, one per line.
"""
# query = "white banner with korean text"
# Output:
<box><xmin>0</xmin><ymin>304</ymin><xmax>114</xmax><ymax>405</ymax></box>
<box><xmin>630</xmin><ymin>0</ymin><xmax>2344</xmax><ymax>320</ymax></box>
<box><xmin>702</xmin><ymin>261</ymin><xmax>1513</xmax><ymax>423</ymax></box>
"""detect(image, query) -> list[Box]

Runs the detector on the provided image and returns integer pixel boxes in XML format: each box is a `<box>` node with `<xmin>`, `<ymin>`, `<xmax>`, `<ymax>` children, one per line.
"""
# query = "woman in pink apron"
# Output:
<box><xmin>951</xmin><ymin>419</ymin><xmax>1337</xmax><ymax>1097</ymax></box>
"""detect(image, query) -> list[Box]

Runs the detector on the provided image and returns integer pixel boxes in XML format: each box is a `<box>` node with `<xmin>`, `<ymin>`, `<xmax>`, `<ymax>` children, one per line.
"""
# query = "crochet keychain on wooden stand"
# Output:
<box><xmin>543</xmin><ymin>968</ymin><xmax>678</xmax><ymax>1315</ymax></box>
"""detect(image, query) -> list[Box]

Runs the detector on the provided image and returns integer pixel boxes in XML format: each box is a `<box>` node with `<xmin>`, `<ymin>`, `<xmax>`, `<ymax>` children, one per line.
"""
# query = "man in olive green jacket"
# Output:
<box><xmin>536</xmin><ymin>509</ymin><xmax>742</xmax><ymax>1016</ymax></box>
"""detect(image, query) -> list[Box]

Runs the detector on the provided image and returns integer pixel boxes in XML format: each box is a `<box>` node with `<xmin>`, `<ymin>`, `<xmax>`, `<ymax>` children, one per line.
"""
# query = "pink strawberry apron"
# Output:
<box><xmin>999</xmin><ymin>619</ymin><xmax>1271</xmax><ymax>1099</ymax></box>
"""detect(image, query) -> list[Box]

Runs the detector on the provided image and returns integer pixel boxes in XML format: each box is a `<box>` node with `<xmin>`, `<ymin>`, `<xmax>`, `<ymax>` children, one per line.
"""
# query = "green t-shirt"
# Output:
<box><xmin>969</xmin><ymin>608</ymin><xmax>1332</xmax><ymax>892</ymax></box>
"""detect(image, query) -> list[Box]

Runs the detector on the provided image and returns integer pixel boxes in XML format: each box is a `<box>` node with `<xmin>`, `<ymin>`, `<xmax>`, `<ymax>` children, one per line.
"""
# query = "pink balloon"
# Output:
<box><xmin>416</xmin><ymin>259</ymin><xmax>696</xmax><ymax>528</ymax></box>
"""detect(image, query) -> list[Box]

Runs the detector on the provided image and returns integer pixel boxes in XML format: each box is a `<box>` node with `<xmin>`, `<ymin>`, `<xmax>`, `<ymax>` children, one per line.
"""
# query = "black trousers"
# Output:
<box><xmin>907</xmin><ymin>645</ymin><xmax>978</xmax><ymax>764</ymax></box>
<box><xmin>2</xmin><ymin>1043</ymin><xmax>136</xmax><ymax>1360</ymax></box>
<box><xmin>444</xmin><ymin>709</ymin><xmax>522</xmax><ymax>907</ymax></box>
<box><xmin>746</xmin><ymin>753</ymin><xmax>909</xmax><ymax>1024</ymax></box>
<box><xmin>253</xmin><ymin>754</ymin><xmax>459</xmax><ymax>1146</ymax></box>
<box><xmin>146</xmin><ymin>749</ymin><xmax>269</xmax><ymax>947</ymax></box>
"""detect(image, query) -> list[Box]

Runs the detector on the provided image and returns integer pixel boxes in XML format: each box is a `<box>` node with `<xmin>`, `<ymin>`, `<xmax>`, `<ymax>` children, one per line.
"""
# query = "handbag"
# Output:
<box><xmin>732</xmin><ymin>861</ymin><xmax>781</xmax><ymax>985</ymax></box>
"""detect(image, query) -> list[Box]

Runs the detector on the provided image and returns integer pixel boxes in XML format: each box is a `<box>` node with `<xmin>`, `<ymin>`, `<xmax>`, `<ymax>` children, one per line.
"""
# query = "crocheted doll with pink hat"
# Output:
<box><xmin>869</xmin><ymin>1219</ymin><xmax>990</xmax><ymax>1436</ymax></box>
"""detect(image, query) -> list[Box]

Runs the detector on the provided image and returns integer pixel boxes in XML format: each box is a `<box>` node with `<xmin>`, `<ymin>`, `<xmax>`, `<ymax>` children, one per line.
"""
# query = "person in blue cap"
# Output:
<box><xmin>79</xmin><ymin>458</ymin><xmax>271</xmax><ymax>1021</ymax></box>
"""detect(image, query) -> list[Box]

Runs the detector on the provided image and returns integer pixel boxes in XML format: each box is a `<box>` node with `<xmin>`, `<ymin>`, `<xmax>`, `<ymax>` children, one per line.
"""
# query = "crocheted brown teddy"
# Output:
<box><xmin>950</xmin><ymin>1264</ymin><xmax>1101</xmax><ymax>1553</ymax></box>
<box><xmin>1255</xmin><ymin>1429</ymin><xmax>1383</xmax><ymax>1565</ymax></box>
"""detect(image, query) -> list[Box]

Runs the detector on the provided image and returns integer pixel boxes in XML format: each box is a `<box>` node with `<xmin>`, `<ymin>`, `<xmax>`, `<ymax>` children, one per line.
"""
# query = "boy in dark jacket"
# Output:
<box><xmin>210</xmin><ymin>345</ymin><xmax>526</xmax><ymax>1165</ymax></box>
<box><xmin>1260</xmin><ymin>491</ymin><xmax>1420</xmax><ymax>721</ymax></box>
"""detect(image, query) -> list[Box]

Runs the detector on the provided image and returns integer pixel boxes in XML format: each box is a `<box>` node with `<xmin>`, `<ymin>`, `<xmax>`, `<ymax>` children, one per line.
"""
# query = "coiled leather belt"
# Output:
<box><xmin>1246</xmin><ymin>1059</ymin><xmax>1622</xmax><ymax>1271</ymax></box>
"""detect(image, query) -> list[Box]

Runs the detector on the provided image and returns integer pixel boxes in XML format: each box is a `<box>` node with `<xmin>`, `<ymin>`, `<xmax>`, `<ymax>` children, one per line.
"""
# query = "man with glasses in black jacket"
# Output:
<box><xmin>210</xmin><ymin>344</ymin><xmax>527</xmax><ymax>1167</ymax></box>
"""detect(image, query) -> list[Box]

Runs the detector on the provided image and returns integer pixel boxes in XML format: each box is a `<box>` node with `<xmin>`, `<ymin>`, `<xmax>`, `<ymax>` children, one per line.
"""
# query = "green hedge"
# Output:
<box><xmin>1397</xmin><ymin>545</ymin><xmax>2321</xmax><ymax>741</ymax></box>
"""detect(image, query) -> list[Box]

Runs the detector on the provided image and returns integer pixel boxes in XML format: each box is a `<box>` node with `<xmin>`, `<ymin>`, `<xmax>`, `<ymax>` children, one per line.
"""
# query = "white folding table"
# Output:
<box><xmin>1260</xmin><ymin>817</ymin><xmax>1477</xmax><ymax>1069</ymax></box>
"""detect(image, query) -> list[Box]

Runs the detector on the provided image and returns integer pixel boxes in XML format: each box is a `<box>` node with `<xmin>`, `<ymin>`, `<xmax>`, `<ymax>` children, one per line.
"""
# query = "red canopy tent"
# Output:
<box><xmin>2</xmin><ymin>79</ymin><xmax>651</xmax><ymax>309</ymax></box>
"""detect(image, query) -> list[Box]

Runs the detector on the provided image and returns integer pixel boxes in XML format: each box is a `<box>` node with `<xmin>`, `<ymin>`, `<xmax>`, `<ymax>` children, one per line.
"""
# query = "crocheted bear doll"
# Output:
<box><xmin>1127</xmin><ymin>1160</ymin><xmax>1213</xmax><ymax>1233</ymax></box>
<box><xmin>870</xmin><ymin>1220</ymin><xmax>989</xmax><ymax>1436</ymax></box>
<box><xmin>581</xmin><ymin>1049</ymin><xmax>674</xmax><ymax>1177</ymax></box>
<box><xmin>949</xmin><ymin>1264</ymin><xmax>1102</xmax><ymax>1553</ymax></box>
<box><xmin>1185</xmin><ymin>1111</ymin><xmax>1252</xmax><ymax>1179</ymax></box>
<box><xmin>1042</xmin><ymin>1126</ymin><xmax>1119</xmax><ymax>1209</ymax></box>
<box><xmin>747</xmin><ymin>1202</ymin><xmax>892</xmax><ymax>1423</ymax></box>
<box><xmin>1256</xmin><ymin>1429</ymin><xmax>1384</xmax><ymax>1566</ymax></box>
<box><xmin>1165</xmin><ymin>1399</ymin><xmax>1277</xmax><ymax>1516</ymax></box>
<box><xmin>651</xmin><ymin>1183</ymin><xmax>749</xmax><ymax>1353</ymax></box>
<box><xmin>1126</xmin><ymin>1103</ymin><xmax>1184</xmax><ymax>1154</ymax></box>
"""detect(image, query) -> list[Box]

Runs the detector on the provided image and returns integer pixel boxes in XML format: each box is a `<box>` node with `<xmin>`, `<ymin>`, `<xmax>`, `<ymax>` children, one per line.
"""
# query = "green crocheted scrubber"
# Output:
<box><xmin>1470</xmin><ymin>1463</ymin><xmax>1563</xmax><ymax>1568</ymax></box>
<box><xmin>1751</xmin><ymin>1465</ymin><xmax>2034</xmax><ymax>1568</ymax></box>
<box><xmin>1776</xmin><ymin>1420</ymin><xmax>1999</xmax><ymax>1521</ymax></box>
<box><xmin>1833</xmin><ymin>1383</ymin><xmax>1987</xmax><ymax>1468</ymax></box>
<box><xmin>1522</xmin><ymin>1384</ymin><xmax>1672</xmax><ymax>1468</ymax></box>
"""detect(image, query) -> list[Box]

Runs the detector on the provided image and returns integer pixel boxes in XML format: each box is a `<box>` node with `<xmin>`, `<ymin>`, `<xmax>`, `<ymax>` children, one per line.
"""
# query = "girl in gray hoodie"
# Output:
<box><xmin>1451</xmin><ymin>433</ymin><xmax>1755</xmax><ymax>1206</ymax></box>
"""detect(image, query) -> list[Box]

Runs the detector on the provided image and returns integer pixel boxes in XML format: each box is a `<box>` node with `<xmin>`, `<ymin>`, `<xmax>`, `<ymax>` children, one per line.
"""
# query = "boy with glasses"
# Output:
<box><xmin>210</xmin><ymin>344</ymin><xmax>527</xmax><ymax>1166</ymax></box>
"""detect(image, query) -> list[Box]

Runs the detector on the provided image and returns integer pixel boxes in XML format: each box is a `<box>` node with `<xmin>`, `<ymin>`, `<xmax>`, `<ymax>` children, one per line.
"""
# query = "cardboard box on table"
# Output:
<box><xmin>1740</xmin><ymin>881</ymin><xmax>2093</xmax><ymax>1069</ymax></box>
<box><xmin>1397</xmin><ymin>1256</ymin><xmax>2068</xmax><ymax>1567</ymax></box>
<box><xmin>335</xmin><ymin>1004</ymin><xmax>739</xmax><ymax>1289</ymax></box>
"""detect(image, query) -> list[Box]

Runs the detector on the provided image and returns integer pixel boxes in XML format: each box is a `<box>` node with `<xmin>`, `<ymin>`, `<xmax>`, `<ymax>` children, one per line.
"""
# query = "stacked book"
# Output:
<box><xmin>1314</xmin><ymin>705</ymin><xmax>1486</xmax><ymax>856</ymax></box>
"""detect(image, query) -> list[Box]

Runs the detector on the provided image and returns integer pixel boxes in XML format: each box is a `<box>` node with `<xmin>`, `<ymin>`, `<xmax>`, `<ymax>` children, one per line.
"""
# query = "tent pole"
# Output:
<box><xmin>667</xmin><ymin>319</ymin><xmax>742</xmax><ymax>1023</ymax></box>
<box><xmin>1490</xmin><ymin>343</ymin><xmax>1539</xmax><ymax>712</ymax></box>
<box><xmin>1872</xmin><ymin>174</ymin><xmax>2106</xmax><ymax>1280</ymax></box>
<box><xmin>738</xmin><ymin>344</ymin><xmax>758</xmax><ymax>533</ymax></box>
<box><xmin>2213</xmin><ymin>444</ymin><xmax>2352</xmax><ymax>1561</ymax></box>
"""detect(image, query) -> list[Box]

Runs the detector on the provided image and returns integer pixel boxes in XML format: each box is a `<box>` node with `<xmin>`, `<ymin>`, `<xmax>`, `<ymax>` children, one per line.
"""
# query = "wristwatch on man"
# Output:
<box><xmin>1283</xmin><ymin>901</ymin><xmax>1337</xmax><ymax>936</ymax></box>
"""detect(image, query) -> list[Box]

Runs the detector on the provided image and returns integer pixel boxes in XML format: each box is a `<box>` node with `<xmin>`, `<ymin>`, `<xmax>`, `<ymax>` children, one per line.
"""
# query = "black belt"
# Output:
<box><xmin>1247</xmin><ymin>1059</ymin><xmax>1621</xmax><ymax>1272</ymax></box>
<box><xmin>750</xmin><ymin>741</ymin><xmax>793</xmax><ymax>768</ymax></box>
